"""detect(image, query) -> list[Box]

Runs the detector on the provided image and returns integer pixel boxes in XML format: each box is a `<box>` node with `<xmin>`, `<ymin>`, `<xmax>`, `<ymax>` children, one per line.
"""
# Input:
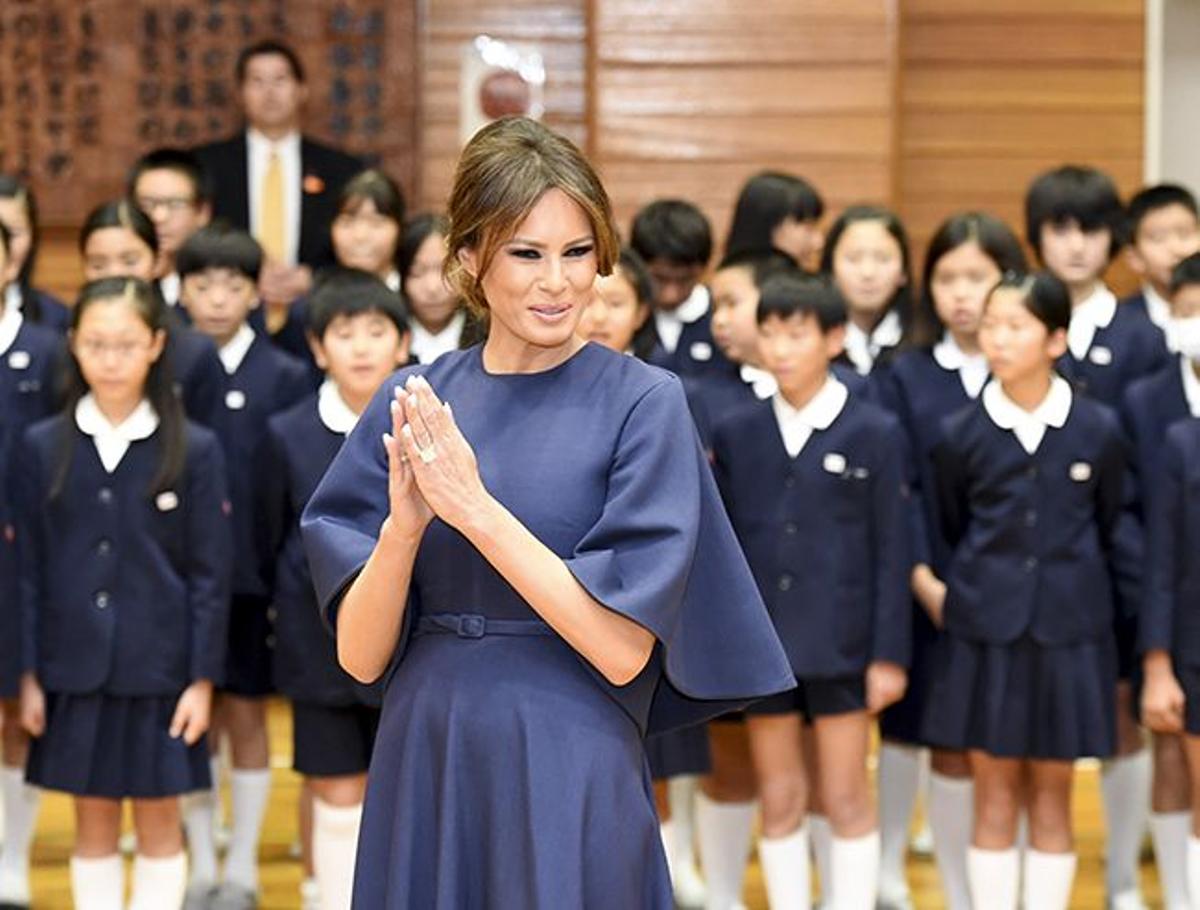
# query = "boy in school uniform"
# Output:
<box><xmin>630</xmin><ymin>199</ymin><xmax>729</xmax><ymax>378</ymax></box>
<box><xmin>262</xmin><ymin>269</ymin><xmax>410</xmax><ymax>910</ymax></box>
<box><xmin>1125</xmin><ymin>252</ymin><xmax>1200</xmax><ymax>909</ymax></box>
<box><xmin>176</xmin><ymin>224</ymin><xmax>313</xmax><ymax>910</ymax></box>
<box><xmin>1025</xmin><ymin>166</ymin><xmax>1167</xmax><ymax>910</ymax></box>
<box><xmin>711</xmin><ymin>271</ymin><xmax>910</xmax><ymax>909</ymax></box>
<box><xmin>1123</xmin><ymin>185</ymin><xmax>1200</xmax><ymax>341</ymax></box>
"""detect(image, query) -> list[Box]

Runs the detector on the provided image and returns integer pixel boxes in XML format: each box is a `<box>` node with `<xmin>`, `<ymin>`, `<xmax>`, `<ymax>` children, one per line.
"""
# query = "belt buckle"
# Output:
<box><xmin>456</xmin><ymin>614</ymin><xmax>486</xmax><ymax>639</ymax></box>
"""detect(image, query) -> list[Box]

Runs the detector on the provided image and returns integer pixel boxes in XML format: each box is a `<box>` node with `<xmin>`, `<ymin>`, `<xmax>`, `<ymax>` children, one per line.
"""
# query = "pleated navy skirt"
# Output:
<box><xmin>26</xmin><ymin>692</ymin><xmax>211</xmax><ymax>798</ymax></box>
<box><xmin>921</xmin><ymin>633</ymin><xmax>1117</xmax><ymax>761</ymax></box>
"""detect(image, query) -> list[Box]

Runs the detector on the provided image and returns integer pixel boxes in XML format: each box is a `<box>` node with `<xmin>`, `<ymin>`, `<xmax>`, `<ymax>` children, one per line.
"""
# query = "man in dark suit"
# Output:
<box><xmin>194</xmin><ymin>40</ymin><xmax>364</xmax><ymax>333</ymax></box>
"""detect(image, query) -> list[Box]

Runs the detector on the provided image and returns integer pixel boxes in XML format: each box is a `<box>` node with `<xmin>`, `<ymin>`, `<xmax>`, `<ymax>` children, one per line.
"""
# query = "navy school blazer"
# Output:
<box><xmin>213</xmin><ymin>335</ymin><xmax>314</xmax><ymax>598</ymax></box>
<box><xmin>164</xmin><ymin>315</ymin><xmax>227</xmax><ymax>432</ymax></box>
<box><xmin>933</xmin><ymin>396</ymin><xmax>1141</xmax><ymax>645</ymax></box>
<box><xmin>262</xmin><ymin>395</ymin><xmax>379</xmax><ymax>706</ymax></box>
<box><xmin>15</xmin><ymin>418</ymin><xmax>232</xmax><ymax>695</ymax></box>
<box><xmin>1120</xmin><ymin>359</ymin><xmax>1191</xmax><ymax>520</ymax></box>
<box><xmin>1058</xmin><ymin>301</ymin><xmax>1171</xmax><ymax>410</ymax></box>
<box><xmin>711</xmin><ymin>394</ymin><xmax>912</xmax><ymax>677</ymax></box>
<box><xmin>1141</xmin><ymin>417</ymin><xmax>1200</xmax><ymax>659</ymax></box>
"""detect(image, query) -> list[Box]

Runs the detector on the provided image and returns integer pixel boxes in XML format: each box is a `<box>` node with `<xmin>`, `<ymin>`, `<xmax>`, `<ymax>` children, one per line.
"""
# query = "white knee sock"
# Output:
<box><xmin>695</xmin><ymin>792</ymin><xmax>754</xmax><ymax>910</ymax></box>
<box><xmin>224</xmin><ymin>768</ymin><xmax>271</xmax><ymax>892</ymax></box>
<box><xmin>0</xmin><ymin>766</ymin><xmax>39</xmax><ymax>902</ymax></box>
<box><xmin>660</xmin><ymin>818</ymin><xmax>680</xmax><ymax>880</ymax></box>
<box><xmin>1101</xmin><ymin>750</ymin><xmax>1150</xmax><ymax>901</ymax></box>
<box><xmin>668</xmin><ymin>776</ymin><xmax>703</xmax><ymax>872</ymax></box>
<box><xmin>1022</xmin><ymin>848</ymin><xmax>1076</xmax><ymax>910</ymax></box>
<box><xmin>830</xmin><ymin>830</ymin><xmax>879</xmax><ymax>910</ymax></box>
<box><xmin>809</xmin><ymin>814</ymin><xmax>834</xmax><ymax>904</ymax></box>
<box><xmin>1187</xmin><ymin>836</ymin><xmax>1200</xmax><ymax>910</ymax></box>
<box><xmin>314</xmin><ymin>799</ymin><xmax>361</xmax><ymax>910</ymax></box>
<box><xmin>183</xmin><ymin>784</ymin><xmax>218</xmax><ymax>888</ymax></box>
<box><xmin>70</xmin><ymin>854</ymin><xmax>125</xmax><ymax>910</ymax></box>
<box><xmin>129</xmin><ymin>852</ymin><xmax>187</xmax><ymax>910</ymax></box>
<box><xmin>966</xmin><ymin>846</ymin><xmax>1019</xmax><ymax>910</ymax></box>
<box><xmin>877</xmin><ymin>744</ymin><xmax>920</xmax><ymax>902</ymax></box>
<box><xmin>1150</xmin><ymin>811</ymin><xmax>1190</xmax><ymax>910</ymax></box>
<box><xmin>928</xmin><ymin>772</ymin><xmax>973</xmax><ymax>910</ymax></box>
<box><xmin>759</xmin><ymin>824</ymin><xmax>811</xmax><ymax>910</ymax></box>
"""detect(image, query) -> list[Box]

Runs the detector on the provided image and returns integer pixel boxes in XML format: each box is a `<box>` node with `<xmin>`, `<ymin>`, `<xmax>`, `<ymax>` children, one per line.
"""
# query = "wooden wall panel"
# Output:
<box><xmin>897</xmin><ymin>0</ymin><xmax>1145</xmax><ymax>287</ymax></box>
<box><xmin>590</xmin><ymin>0</ymin><xmax>899</xmax><ymax>252</ymax></box>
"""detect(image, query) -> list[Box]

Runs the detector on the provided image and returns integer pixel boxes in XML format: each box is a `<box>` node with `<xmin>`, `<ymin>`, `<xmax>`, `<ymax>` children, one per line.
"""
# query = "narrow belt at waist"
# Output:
<box><xmin>413</xmin><ymin>613</ymin><xmax>554</xmax><ymax>640</ymax></box>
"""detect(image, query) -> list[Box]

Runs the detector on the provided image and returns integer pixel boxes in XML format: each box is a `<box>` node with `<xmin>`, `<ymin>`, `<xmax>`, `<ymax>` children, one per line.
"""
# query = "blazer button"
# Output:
<box><xmin>785</xmin><ymin>522</ymin><xmax>798</xmax><ymax>536</ymax></box>
<box><xmin>1024</xmin><ymin>509</ymin><xmax>1038</xmax><ymax>528</ymax></box>
<box><xmin>96</xmin><ymin>539</ymin><xmax>112</xmax><ymax>556</ymax></box>
<box><xmin>95</xmin><ymin>591</ymin><xmax>110</xmax><ymax>609</ymax></box>
<box><xmin>97</xmin><ymin>487</ymin><xmax>114</xmax><ymax>505</ymax></box>
<box><xmin>778</xmin><ymin>574</ymin><xmax>794</xmax><ymax>592</ymax></box>
<box><xmin>1023</xmin><ymin>556</ymin><xmax>1038</xmax><ymax>572</ymax></box>
<box><xmin>784</xmin><ymin>476</ymin><xmax>796</xmax><ymax>489</ymax></box>
<box><xmin>1025</xmin><ymin>465</ymin><xmax>1038</xmax><ymax>480</ymax></box>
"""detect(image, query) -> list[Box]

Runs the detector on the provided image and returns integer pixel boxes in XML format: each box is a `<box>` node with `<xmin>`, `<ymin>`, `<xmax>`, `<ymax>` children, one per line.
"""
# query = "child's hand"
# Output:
<box><xmin>1142</xmin><ymin>654</ymin><xmax>1185</xmax><ymax>734</ymax></box>
<box><xmin>911</xmin><ymin>565</ymin><xmax>947</xmax><ymax>628</ymax></box>
<box><xmin>19</xmin><ymin>673</ymin><xmax>45</xmax><ymax>737</ymax></box>
<box><xmin>170</xmin><ymin>679</ymin><xmax>214</xmax><ymax>746</ymax></box>
<box><xmin>866</xmin><ymin>661</ymin><xmax>907</xmax><ymax>714</ymax></box>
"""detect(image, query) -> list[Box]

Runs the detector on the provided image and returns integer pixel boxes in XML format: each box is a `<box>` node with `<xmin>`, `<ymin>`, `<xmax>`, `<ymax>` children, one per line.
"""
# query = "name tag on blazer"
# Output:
<box><xmin>1069</xmin><ymin>461</ymin><xmax>1093</xmax><ymax>482</ymax></box>
<box><xmin>1088</xmin><ymin>346</ymin><xmax>1113</xmax><ymax>366</ymax></box>
<box><xmin>823</xmin><ymin>452</ymin><xmax>847</xmax><ymax>475</ymax></box>
<box><xmin>689</xmin><ymin>341</ymin><xmax>713</xmax><ymax>362</ymax></box>
<box><xmin>7</xmin><ymin>350</ymin><xmax>30</xmax><ymax>370</ymax></box>
<box><xmin>156</xmin><ymin>491</ymin><xmax>180</xmax><ymax>512</ymax></box>
<box><xmin>225</xmin><ymin>389</ymin><xmax>247</xmax><ymax>410</ymax></box>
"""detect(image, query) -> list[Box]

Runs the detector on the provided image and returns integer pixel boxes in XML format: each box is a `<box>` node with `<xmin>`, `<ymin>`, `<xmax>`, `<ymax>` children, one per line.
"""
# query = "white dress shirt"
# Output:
<box><xmin>75</xmin><ymin>394</ymin><xmax>160</xmax><ymax>473</ymax></box>
<box><xmin>219</xmin><ymin>323</ymin><xmax>257</xmax><ymax>375</ymax></box>
<box><xmin>933</xmin><ymin>333</ymin><xmax>989</xmax><ymax>399</ymax></box>
<box><xmin>653</xmin><ymin>285</ymin><xmax>710</xmax><ymax>355</ymax></box>
<box><xmin>844</xmin><ymin>309</ymin><xmax>902</xmax><ymax>376</ymax></box>
<box><xmin>410</xmin><ymin>310</ymin><xmax>466</xmax><ymax>365</ymax></box>
<box><xmin>771</xmin><ymin>375</ymin><xmax>849</xmax><ymax>458</ymax></box>
<box><xmin>982</xmin><ymin>375</ymin><xmax>1072</xmax><ymax>455</ymax></box>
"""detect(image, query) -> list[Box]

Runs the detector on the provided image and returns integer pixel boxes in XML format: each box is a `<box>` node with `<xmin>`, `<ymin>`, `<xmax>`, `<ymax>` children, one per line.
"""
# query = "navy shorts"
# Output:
<box><xmin>746</xmin><ymin>675</ymin><xmax>866</xmax><ymax>721</ymax></box>
<box><xmin>292</xmin><ymin>700</ymin><xmax>380</xmax><ymax>777</ymax></box>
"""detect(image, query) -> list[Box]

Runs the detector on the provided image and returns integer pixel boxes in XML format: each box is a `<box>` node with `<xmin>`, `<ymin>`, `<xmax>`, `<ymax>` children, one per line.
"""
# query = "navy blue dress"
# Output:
<box><xmin>921</xmin><ymin>392</ymin><xmax>1139</xmax><ymax>759</ymax></box>
<box><xmin>0</xmin><ymin>319</ymin><xmax>63</xmax><ymax>697</ymax></box>
<box><xmin>870</xmin><ymin>349</ymin><xmax>978</xmax><ymax>744</ymax></box>
<box><xmin>15</xmin><ymin>418</ymin><xmax>232</xmax><ymax>797</ymax></box>
<box><xmin>301</xmin><ymin>344</ymin><xmax>792</xmax><ymax>908</ymax></box>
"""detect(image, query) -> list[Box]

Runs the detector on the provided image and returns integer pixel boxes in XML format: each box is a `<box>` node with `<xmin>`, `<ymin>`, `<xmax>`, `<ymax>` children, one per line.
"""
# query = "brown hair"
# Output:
<box><xmin>443</xmin><ymin>117</ymin><xmax>619</xmax><ymax>316</ymax></box>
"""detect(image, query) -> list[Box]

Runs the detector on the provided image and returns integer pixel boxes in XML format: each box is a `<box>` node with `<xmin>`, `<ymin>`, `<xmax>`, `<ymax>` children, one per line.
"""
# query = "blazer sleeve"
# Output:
<box><xmin>871</xmin><ymin>366</ymin><xmax>932</xmax><ymax>568</ymax></box>
<box><xmin>13</xmin><ymin>432</ymin><xmax>45</xmax><ymax>677</ymax></box>
<box><xmin>870</xmin><ymin>419</ymin><xmax>913</xmax><ymax>667</ymax></box>
<box><xmin>1094</xmin><ymin>426</ymin><xmax>1143</xmax><ymax>623</ymax></box>
<box><xmin>255</xmin><ymin>420</ymin><xmax>293</xmax><ymax>599</ymax></box>
<box><xmin>186</xmin><ymin>432</ymin><xmax>234</xmax><ymax>683</ymax></box>
<box><xmin>1139</xmin><ymin>428</ymin><xmax>1184</xmax><ymax>654</ymax></box>
<box><xmin>931</xmin><ymin>427</ymin><xmax>970</xmax><ymax>552</ymax></box>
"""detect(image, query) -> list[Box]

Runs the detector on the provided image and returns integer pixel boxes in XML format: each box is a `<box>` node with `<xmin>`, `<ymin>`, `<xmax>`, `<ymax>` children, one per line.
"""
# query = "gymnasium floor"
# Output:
<box><xmin>22</xmin><ymin>699</ymin><xmax>1164</xmax><ymax>908</ymax></box>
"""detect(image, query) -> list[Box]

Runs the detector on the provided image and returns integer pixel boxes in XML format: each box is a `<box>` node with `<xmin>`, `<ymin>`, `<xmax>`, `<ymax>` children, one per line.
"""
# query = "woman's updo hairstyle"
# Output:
<box><xmin>443</xmin><ymin>116</ymin><xmax>620</xmax><ymax>316</ymax></box>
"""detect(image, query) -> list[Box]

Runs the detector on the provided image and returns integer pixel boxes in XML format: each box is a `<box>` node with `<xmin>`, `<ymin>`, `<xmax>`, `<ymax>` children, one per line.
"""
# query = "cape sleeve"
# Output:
<box><xmin>562</xmin><ymin>376</ymin><xmax>793</xmax><ymax>734</ymax></box>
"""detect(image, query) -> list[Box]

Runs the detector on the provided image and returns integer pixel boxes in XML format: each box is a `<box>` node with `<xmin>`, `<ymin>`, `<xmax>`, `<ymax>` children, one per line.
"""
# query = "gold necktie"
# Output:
<box><xmin>260</xmin><ymin>150</ymin><xmax>285</xmax><ymax>263</ymax></box>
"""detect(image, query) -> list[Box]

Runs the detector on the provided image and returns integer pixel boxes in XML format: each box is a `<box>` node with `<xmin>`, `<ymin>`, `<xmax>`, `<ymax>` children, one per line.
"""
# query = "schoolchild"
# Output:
<box><xmin>1122</xmin><ymin>184</ymin><xmax>1200</xmax><ymax>339</ymax></box>
<box><xmin>0</xmin><ymin>175</ymin><xmax>70</xmax><ymax>332</ymax></box>
<box><xmin>724</xmin><ymin>171</ymin><xmax>825</xmax><ymax>270</ymax></box>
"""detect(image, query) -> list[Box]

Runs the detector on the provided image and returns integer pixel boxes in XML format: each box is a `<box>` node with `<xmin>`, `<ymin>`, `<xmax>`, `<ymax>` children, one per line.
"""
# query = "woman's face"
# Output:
<box><xmin>462</xmin><ymin>188</ymin><xmax>598</xmax><ymax>352</ymax></box>
<box><xmin>929</xmin><ymin>241</ymin><xmax>1001</xmax><ymax>342</ymax></box>
<box><xmin>831</xmin><ymin>219</ymin><xmax>906</xmax><ymax>321</ymax></box>
<box><xmin>332</xmin><ymin>198</ymin><xmax>400</xmax><ymax>278</ymax></box>
<box><xmin>404</xmin><ymin>231</ymin><xmax>460</xmax><ymax>332</ymax></box>
<box><xmin>578</xmin><ymin>267</ymin><xmax>649</xmax><ymax>353</ymax></box>
<box><xmin>83</xmin><ymin>227</ymin><xmax>156</xmax><ymax>282</ymax></box>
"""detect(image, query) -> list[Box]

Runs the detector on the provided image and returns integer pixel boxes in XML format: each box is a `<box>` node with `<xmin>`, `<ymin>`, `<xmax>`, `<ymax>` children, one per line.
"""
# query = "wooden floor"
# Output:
<box><xmin>23</xmin><ymin>699</ymin><xmax>1164</xmax><ymax>908</ymax></box>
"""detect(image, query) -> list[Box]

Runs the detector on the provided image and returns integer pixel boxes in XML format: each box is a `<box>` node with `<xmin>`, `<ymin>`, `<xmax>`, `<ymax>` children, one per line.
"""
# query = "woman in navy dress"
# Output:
<box><xmin>870</xmin><ymin>212</ymin><xmax>1027</xmax><ymax>910</ymax></box>
<box><xmin>300</xmin><ymin>117</ymin><xmax>792</xmax><ymax>909</ymax></box>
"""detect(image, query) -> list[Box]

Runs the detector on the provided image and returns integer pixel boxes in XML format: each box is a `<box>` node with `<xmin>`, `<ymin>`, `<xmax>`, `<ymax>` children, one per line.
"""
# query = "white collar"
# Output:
<box><xmin>1144</xmin><ymin>284</ymin><xmax>1172</xmax><ymax>335</ymax></box>
<box><xmin>1180</xmin><ymin>355</ymin><xmax>1200</xmax><ymax>419</ymax></box>
<box><xmin>653</xmin><ymin>285</ymin><xmax>710</xmax><ymax>355</ymax></box>
<box><xmin>384</xmin><ymin>270</ymin><xmax>401</xmax><ymax>293</ymax></box>
<box><xmin>4</xmin><ymin>282</ymin><xmax>21</xmax><ymax>315</ymax></box>
<box><xmin>0</xmin><ymin>300</ymin><xmax>23</xmax><ymax>357</ymax></box>
<box><xmin>1067</xmin><ymin>284</ymin><xmax>1117</xmax><ymax>360</ymax></box>
<box><xmin>317</xmin><ymin>379</ymin><xmax>361</xmax><ymax>434</ymax></box>
<box><xmin>982</xmin><ymin>375</ymin><xmax>1072</xmax><ymax>455</ymax></box>
<box><xmin>844</xmin><ymin>308</ymin><xmax>902</xmax><ymax>375</ymax></box>
<box><xmin>410</xmin><ymin>310</ymin><xmax>466</xmax><ymax>365</ymax></box>
<box><xmin>160</xmin><ymin>271</ymin><xmax>181</xmax><ymax>307</ymax></box>
<box><xmin>218</xmin><ymin>323</ymin><xmax>257</xmax><ymax>374</ymax></box>
<box><xmin>933</xmin><ymin>333</ymin><xmax>989</xmax><ymax>399</ymax></box>
<box><xmin>247</xmin><ymin>128</ymin><xmax>301</xmax><ymax>156</ymax></box>
<box><xmin>75</xmin><ymin>394</ymin><xmax>160</xmax><ymax>473</ymax></box>
<box><xmin>771</xmin><ymin>375</ymin><xmax>848</xmax><ymax>458</ymax></box>
<box><xmin>740</xmin><ymin>364</ymin><xmax>778</xmax><ymax>400</ymax></box>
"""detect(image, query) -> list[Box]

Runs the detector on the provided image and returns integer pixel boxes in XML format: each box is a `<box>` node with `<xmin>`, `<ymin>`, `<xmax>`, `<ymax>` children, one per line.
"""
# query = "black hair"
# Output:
<box><xmin>126</xmin><ymin>147</ymin><xmax>213</xmax><ymax>206</ymax></box>
<box><xmin>235</xmin><ymin>39</ymin><xmax>305</xmax><ymax>84</ymax></box>
<box><xmin>630</xmin><ymin>199</ymin><xmax>713</xmax><ymax>267</ymax></box>
<box><xmin>1170</xmin><ymin>252</ymin><xmax>1200</xmax><ymax>297</ymax></box>
<box><xmin>333</xmin><ymin>169</ymin><xmax>407</xmax><ymax>271</ymax></box>
<box><xmin>398</xmin><ymin>213</ymin><xmax>449</xmax><ymax>281</ymax></box>
<box><xmin>986</xmin><ymin>271</ymin><xmax>1072</xmax><ymax>334</ymax></box>
<box><xmin>819</xmin><ymin>204</ymin><xmax>914</xmax><ymax>334</ymax></box>
<box><xmin>757</xmin><ymin>272</ymin><xmax>847</xmax><ymax>331</ymax></box>
<box><xmin>79</xmin><ymin>199</ymin><xmax>159</xmax><ymax>257</ymax></box>
<box><xmin>1024</xmin><ymin>165</ymin><xmax>1124</xmax><ymax>260</ymax></box>
<box><xmin>307</xmin><ymin>267</ymin><xmax>410</xmax><ymax>339</ymax></box>
<box><xmin>725</xmin><ymin>171</ymin><xmax>825</xmax><ymax>260</ymax></box>
<box><xmin>1126</xmin><ymin>184</ymin><xmax>1199</xmax><ymax>241</ymax></box>
<box><xmin>911</xmin><ymin>211</ymin><xmax>1029</xmax><ymax>347</ymax></box>
<box><xmin>53</xmin><ymin>278</ymin><xmax>184</xmax><ymax>499</ymax></box>
<box><xmin>715</xmin><ymin>247</ymin><xmax>798</xmax><ymax>291</ymax></box>
<box><xmin>0</xmin><ymin>174</ymin><xmax>52</xmax><ymax>324</ymax></box>
<box><xmin>0</xmin><ymin>220</ymin><xmax>9</xmax><ymax>259</ymax></box>
<box><xmin>176</xmin><ymin>222</ymin><xmax>264</xmax><ymax>281</ymax></box>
